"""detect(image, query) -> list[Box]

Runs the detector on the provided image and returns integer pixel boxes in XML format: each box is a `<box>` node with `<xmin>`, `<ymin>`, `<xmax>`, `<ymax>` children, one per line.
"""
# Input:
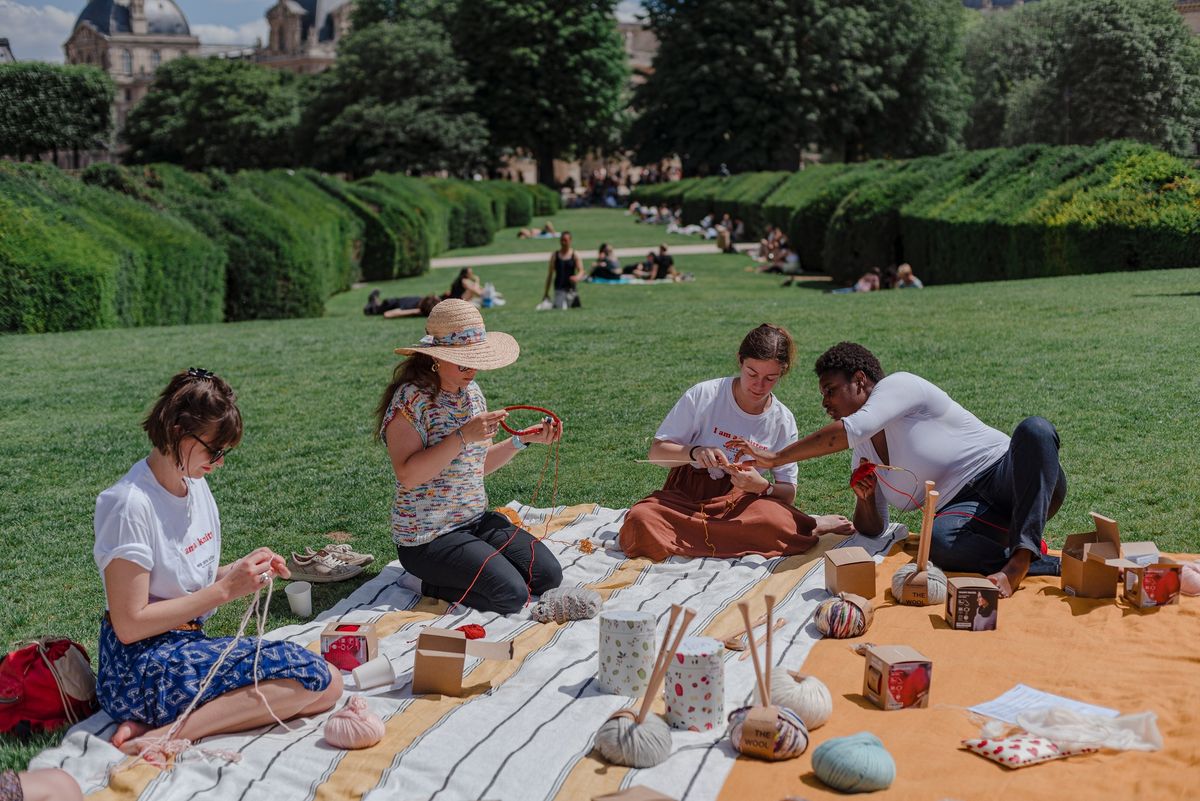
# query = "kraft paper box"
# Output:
<box><xmin>1121</xmin><ymin>541</ymin><xmax>1161</xmax><ymax>568</ymax></box>
<box><xmin>320</xmin><ymin>622</ymin><xmax>378</xmax><ymax>669</ymax></box>
<box><xmin>411</xmin><ymin>627</ymin><xmax>513</xmax><ymax>696</ymax></box>
<box><xmin>825</xmin><ymin>546</ymin><xmax>877</xmax><ymax>599</ymax></box>
<box><xmin>1061</xmin><ymin>512</ymin><xmax>1123</xmax><ymax>598</ymax></box>
<box><xmin>862</xmin><ymin>645</ymin><xmax>932</xmax><ymax>711</ymax></box>
<box><xmin>945</xmin><ymin>577</ymin><xmax>999</xmax><ymax>631</ymax></box>
<box><xmin>1117</xmin><ymin>558</ymin><xmax>1182</xmax><ymax>609</ymax></box>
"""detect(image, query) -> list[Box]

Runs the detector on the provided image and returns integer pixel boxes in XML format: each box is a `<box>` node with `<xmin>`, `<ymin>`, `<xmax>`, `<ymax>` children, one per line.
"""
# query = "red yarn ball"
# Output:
<box><xmin>456</xmin><ymin>624</ymin><xmax>486</xmax><ymax>640</ymax></box>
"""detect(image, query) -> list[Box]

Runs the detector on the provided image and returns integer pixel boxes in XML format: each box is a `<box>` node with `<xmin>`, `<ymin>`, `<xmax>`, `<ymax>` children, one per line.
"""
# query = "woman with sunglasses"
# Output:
<box><xmin>377</xmin><ymin>299</ymin><xmax>563</xmax><ymax>614</ymax></box>
<box><xmin>94</xmin><ymin>369</ymin><xmax>340</xmax><ymax>757</ymax></box>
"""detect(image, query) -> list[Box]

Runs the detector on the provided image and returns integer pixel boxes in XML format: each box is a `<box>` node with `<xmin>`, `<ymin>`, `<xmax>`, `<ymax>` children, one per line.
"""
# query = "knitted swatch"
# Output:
<box><xmin>530</xmin><ymin>587</ymin><xmax>601</xmax><ymax>624</ymax></box>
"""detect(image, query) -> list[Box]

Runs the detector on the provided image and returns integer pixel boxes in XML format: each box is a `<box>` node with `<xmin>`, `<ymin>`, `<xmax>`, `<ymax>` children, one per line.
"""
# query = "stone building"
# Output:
<box><xmin>257</xmin><ymin>0</ymin><xmax>355</xmax><ymax>74</ymax></box>
<box><xmin>63</xmin><ymin>0</ymin><xmax>199</xmax><ymax>131</ymax></box>
<box><xmin>1179</xmin><ymin>1</ymin><xmax>1200</xmax><ymax>34</ymax></box>
<box><xmin>0</xmin><ymin>38</ymin><xmax>14</xmax><ymax>63</ymax></box>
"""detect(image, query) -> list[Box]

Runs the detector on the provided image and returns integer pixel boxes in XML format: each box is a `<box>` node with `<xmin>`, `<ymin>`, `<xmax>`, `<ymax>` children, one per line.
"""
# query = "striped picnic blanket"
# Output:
<box><xmin>33</xmin><ymin>504</ymin><xmax>905</xmax><ymax>801</ymax></box>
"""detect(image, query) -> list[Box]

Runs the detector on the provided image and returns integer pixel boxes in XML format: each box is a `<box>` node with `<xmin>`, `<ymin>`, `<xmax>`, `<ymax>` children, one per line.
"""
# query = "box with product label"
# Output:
<box><xmin>320</xmin><ymin>622</ymin><xmax>379</xmax><ymax>670</ymax></box>
<box><xmin>945</xmin><ymin>577</ymin><xmax>1000</xmax><ymax>631</ymax></box>
<box><xmin>1118</xmin><ymin>558</ymin><xmax>1183</xmax><ymax>609</ymax></box>
<box><xmin>825</xmin><ymin>546</ymin><xmax>877</xmax><ymax>599</ymax></box>
<box><xmin>861</xmin><ymin>645</ymin><xmax>932</xmax><ymax>710</ymax></box>
<box><xmin>1061</xmin><ymin>512</ymin><xmax>1124</xmax><ymax>598</ymax></box>
<box><xmin>411</xmin><ymin>627</ymin><xmax>514</xmax><ymax>696</ymax></box>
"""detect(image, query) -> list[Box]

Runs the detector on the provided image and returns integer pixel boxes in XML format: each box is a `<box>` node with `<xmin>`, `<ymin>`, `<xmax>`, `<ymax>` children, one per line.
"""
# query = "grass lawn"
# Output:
<box><xmin>3</xmin><ymin>208</ymin><xmax>1199</xmax><ymax>768</ymax></box>
<box><xmin>431</xmin><ymin>206</ymin><xmax>702</xmax><ymax>258</ymax></box>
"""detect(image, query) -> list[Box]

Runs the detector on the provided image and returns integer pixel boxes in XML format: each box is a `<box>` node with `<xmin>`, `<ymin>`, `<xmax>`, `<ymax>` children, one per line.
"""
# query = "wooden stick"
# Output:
<box><xmin>637</xmin><ymin>606</ymin><xmax>696</xmax><ymax>724</ymax></box>
<box><xmin>634</xmin><ymin>459</ymin><xmax>696</xmax><ymax>466</ymax></box>
<box><xmin>737</xmin><ymin>618</ymin><xmax>787</xmax><ymax>661</ymax></box>
<box><xmin>738</xmin><ymin>602</ymin><xmax>768</xmax><ymax>708</ymax></box>
<box><xmin>635</xmin><ymin>605</ymin><xmax>680</xmax><ymax>724</ymax></box>
<box><xmin>915</xmin><ymin>480</ymin><xmax>937</xmax><ymax>572</ymax></box>
<box><xmin>764</xmin><ymin>595</ymin><xmax>776</xmax><ymax>694</ymax></box>
<box><xmin>723</xmin><ymin>612</ymin><xmax>767</xmax><ymax>651</ymax></box>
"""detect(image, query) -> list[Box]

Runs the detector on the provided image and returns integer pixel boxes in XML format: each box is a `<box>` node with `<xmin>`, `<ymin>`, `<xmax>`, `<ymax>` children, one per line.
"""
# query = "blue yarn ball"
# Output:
<box><xmin>811</xmin><ymin>732</ymin><xmax>896</xmax><ymax>793</ymax></box>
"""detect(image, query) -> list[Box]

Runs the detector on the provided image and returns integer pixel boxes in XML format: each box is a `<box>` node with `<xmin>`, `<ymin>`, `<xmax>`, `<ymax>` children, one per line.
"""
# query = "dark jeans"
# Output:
<box><xmin>930</xmin><ymin>417</ymin><xmax>1067</xmax><ymax>576</ymax></box>
<box><xmin>396</xmin><ymin>511</ymin><xmax>563</xmax><ymax>615</ymax></box>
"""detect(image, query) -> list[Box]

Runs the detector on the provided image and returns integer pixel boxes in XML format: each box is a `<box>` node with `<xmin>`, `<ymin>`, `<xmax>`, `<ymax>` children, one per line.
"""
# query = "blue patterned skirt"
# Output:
<box><xmin>97</xmin><ymin>618</ymin><xmax>331</xmax><ymax>727</ymax></box>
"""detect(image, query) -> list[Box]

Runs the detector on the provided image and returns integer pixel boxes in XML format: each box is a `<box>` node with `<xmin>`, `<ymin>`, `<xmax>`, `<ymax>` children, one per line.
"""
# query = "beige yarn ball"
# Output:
<box><xmin>890</xmin><ymin>562</ymin><xmax>948</xmax><ymax>606</ymax></box>
<box><xmin>324</xmin><ymin>697</ymin><xmax>385</xmax><ymax>749</ymax></box>
<box><xmin>769</xmin><ymin>671</ymin><xmax>832</xmax><ymax>730</ymax></box>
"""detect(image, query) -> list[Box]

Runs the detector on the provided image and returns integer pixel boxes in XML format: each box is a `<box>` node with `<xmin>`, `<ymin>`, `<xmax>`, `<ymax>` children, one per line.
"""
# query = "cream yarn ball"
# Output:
<box><xmin>890</xmin><ymin>561</ymin><xmax>948</xmax><ymax>605</ymax></box>
<box><xmin>769</xmin><ymin>671</ymin><xmax>832</xmax><ymax>730</ymax></box>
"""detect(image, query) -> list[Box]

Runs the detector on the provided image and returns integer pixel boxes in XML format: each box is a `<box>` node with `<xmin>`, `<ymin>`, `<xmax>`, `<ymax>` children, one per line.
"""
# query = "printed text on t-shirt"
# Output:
<box><xmin>184</xmin><ymin>531</ymin><xmax>214</xmax><ymax>556</ymax></box>
<box><xmin>712</xmin><ymin>426</ymin><xmax>767</xmax><ymax>450</ymax></box>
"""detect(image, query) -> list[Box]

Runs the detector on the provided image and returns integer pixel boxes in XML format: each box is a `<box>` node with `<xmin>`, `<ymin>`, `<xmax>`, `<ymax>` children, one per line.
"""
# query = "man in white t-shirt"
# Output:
<box><xmin>730</xmin><ymin>342</ymin><xmax>1066</xmax><ymax>597</ymax></box>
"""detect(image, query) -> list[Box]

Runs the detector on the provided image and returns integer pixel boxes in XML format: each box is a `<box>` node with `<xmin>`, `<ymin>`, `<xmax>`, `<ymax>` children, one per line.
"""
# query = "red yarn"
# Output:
<box><xmin>456</xmin><ymin>624</ymin><xmax>486</xmax><ymax>640</ymax></box>
<box><xmin>500</xmin><ymin>405</ymin><xmax>560</xmax><ymax>436</ymax></box>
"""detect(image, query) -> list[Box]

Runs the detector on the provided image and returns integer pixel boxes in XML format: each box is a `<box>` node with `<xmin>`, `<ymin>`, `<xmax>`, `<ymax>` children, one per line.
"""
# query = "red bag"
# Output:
<box><xmin>0</xmin><ymin>638</ymin><xmax>97</xmax><ymax>738</ymax></box>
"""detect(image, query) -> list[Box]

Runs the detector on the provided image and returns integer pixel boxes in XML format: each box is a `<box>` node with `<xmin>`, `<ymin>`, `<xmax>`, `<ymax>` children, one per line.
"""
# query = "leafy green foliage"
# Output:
<box><xmin>122</xmin><ymin>58</ymin><xmax>303</xmax><ymax>170</ymax></box>
<box><xmin>298</xmin><ymin>21</ymin><xmax>488</xmax><ymax>178</ymax></box>
<box><xmin>451</xmin><ymin>0</ymin><xmax>628</xmax><ymax>185</ymax></box>
<box><xmin>0</xmin><ymin>62</ymin><xmax>113</xmax><ymax>159</ymax></box>
<box><xmin>427</xmin><ymin>180</ymin><xmax>499</xmax><ymax>247</ymax></box>
<box><xmin>963</xmin><ymin>0</ymin><xmax>1200</xmax><ymax>155</ymax></box>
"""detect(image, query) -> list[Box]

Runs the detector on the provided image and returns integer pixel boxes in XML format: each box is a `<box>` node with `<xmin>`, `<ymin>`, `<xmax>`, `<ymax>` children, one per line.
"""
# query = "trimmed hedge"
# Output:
<box><xmin>634</xmin><ymin>143</ymin><xmax>1200</xmax><ymax>285</ymax></box>
<box><xmin>427</xmin><ymin>179</ymin><xmax>497</xmax><ymax>247</ymax></box>
<box><xmin>356</xmin><ymin>173</ymin><xmax>454</xmax><ymax>256</ymax></box>
<box><xmin>525</xmin><ymin>183</ymin><xmax>562</xmax><ymax>215</ymax></box>
<box><xmin>476</xmin><ymin>181</ymin><xmax>534</xmax><ymax>227</ymax></box>
<box><xmin>0</xmin><ymin>162</ymin><xmax>224</xmax><ymax>333</ymax></box>
<box><xmin>303</xmin><ymin>170</ymin><xmax>406</xmax><ymax>283</ymax></box>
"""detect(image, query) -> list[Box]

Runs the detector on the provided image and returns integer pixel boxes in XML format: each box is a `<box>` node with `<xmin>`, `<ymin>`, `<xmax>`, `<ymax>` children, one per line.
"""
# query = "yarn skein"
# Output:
<box><xmin>769</xmin><ymin>671</ymin><xmax>832</xmax><ymax>730</ymax></box>
<box><xmin>1181</xmin><ymin>561</ymin><xmax>1200</xmax><ymax>596</ymax></box>
<box><xmin>323</xmin><ymin>697</ymin><xmax>385</xmax><ymax>750</ymax></box>
<box><xmin>890</xmin><ymin>561</ymin><xmax>948</xmax><ymax>606</ymax></box>
<box><xmin>811</xmin><ymin>732</ymin><xmax>896</xmax><ymax>793</ymax></box>
<box><xmin>814</xmin><ymin>593</ymin><xmax>874</xmax><ymax>639</ymax></box>
<box><xmin>594</xmin><ymin>712</ymin><xmax>672</xmax><ymax>768</ymax></box>
<box><xmin>727</xmin><ymin>706</ymin><xmax>810</xmax><ymax>760</ymax></box>
<box><xmin>530</xmin><ymin>587</ymin><xmax>601</xmax><ymax>624</ymax></box>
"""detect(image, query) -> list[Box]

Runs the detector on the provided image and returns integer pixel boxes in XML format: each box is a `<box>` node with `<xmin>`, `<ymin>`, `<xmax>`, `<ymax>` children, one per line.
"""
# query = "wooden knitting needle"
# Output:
<box><xmin>637</xmin><ymin>605</ymin><xmax>695</xmax><ymax>724</ymax></box>
<box><xmin>738</xmin><ymin>602</ymin><xmax>768</xmax><ymax>710</ymax></box>
<box><xmin>915</xmin><ymin>480</ymin><xmax>937</xmax><ymax>573</ymax></box>
<box><xmin>765</xmin><ymin>594</ymin><xmax>776</xmax><ymax>695</ymax></box>
<box><xmin>737</xmin><ymin>618</ymin><xmax>787</xmax><ymax>661</ymax></box>
<box><xmin>642</xmin><ymin>605</ymin><xmax>680</xmax><ymax>713</ymax></box>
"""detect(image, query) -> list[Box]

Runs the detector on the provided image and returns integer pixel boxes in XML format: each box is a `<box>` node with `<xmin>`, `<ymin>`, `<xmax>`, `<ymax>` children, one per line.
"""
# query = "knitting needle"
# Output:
<box><xmin>738</xmin><ymin>602</ymin><xmax>768</xmax><ymax>710</ymax></box>
<box><xmin>764</xmin><ymin>594</ymin><xmax>776</xmax><ymax>698</ymax></box>
<box><xmin>638</xmin><ymin>606</ymin><xmax>695</xmax><ymax>724</ymax></box>
<box><xmin>737</xmin><ymin>618</ymin><xmax>787</xmax><ymax>661</ymax></box>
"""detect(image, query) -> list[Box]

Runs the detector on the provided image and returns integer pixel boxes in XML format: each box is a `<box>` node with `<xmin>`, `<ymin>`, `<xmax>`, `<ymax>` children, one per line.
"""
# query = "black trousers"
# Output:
<box><xmin>396</xmin><ymin>511</ymin><xmax>563</xmax><ymax>614</ymax></box>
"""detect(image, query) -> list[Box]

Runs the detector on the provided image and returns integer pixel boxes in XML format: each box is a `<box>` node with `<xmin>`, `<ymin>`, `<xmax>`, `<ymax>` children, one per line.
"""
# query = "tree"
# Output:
<box><xmin>963</xmin><ymin>0</ymin><xmax>1200</xmax><ymax>154</ymax></box>
<box><xmin>351</xmin><ymin>0</ymin><xmax>454</xmax><ymax>27</ymax></box>
<box><xmin>0</xmin><ymin>63</ymin><xmax>113</xmax><ymax>161</ymax></box>
<box><xmin>629</xmin><ymin>0</ymin><xmax>807</xmax><ymax>175</ymax></box>
<box><xmin>123</xmin><ymin>58</ymin><xmax>302</xmax><ymax>170</ymax></box>
<box><xmin>451</xmin><ymin>0</ymin><xmax>628</xmax><ymax>185</ymax></box>
<box><xmin>298</xmin><ymin>20</ymin><xmax>488</xmax><ymax>178</ymax></box>
<box><xmin>962</xmin><ymin>8</ymin><xmax>1052</xmax><ymax>149</ymax></box>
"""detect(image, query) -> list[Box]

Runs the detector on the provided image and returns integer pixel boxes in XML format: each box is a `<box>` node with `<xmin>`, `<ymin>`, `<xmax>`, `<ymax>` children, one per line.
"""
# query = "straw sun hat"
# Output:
<box><xmin>394</xmin><ymin>299</ymin><xmax>519</xmax><ymax>370</ymax></box>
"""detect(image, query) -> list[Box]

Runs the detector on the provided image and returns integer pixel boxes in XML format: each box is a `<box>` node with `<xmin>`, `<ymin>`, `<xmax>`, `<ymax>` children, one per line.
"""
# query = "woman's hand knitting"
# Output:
<box><xmin>459</xmin><ymin>410</ymin><xmax>509</xmax><ymax>444</ymax></box>
<box><xmin>522</xmin><ymin>417</ymin><xmax>563</xmax><ymax>445</ymax></box>
<box><xmin>223</xmin><ymin>547</ymin><xmax>288</xmax><ymax>600</ymax></box>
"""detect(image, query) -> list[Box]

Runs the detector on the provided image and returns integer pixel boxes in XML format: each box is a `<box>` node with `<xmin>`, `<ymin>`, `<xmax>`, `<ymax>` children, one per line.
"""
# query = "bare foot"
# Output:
<box><xmin>987</xmin><ymin>550</ymin><xmax>1033</xmax><ymax>598</ymax></box>
<box><xmin>111</xmin><ymin>720</ymin><xmax>151</xmax><ymax>750</ymax></box>
<box><xmin>813</xmin><ymin>514</ymin><xmax>855</xmax><ymax>536</ymax></box>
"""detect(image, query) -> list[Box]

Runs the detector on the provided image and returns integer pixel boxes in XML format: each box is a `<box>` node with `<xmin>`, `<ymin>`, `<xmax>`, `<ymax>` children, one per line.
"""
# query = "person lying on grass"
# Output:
<box><xmin>377</xmin><ymin>300</ymin><xmax>564</xmax><ymax>614</ymax></box>
<box><xmin>729</xmin><ymin>342</ymin><xmax>1065</xmax><ymax>597</ymax></box>
<box><xmin>619</xmin><ymin>323</ymin><xmax>854</xmax><ymax>562</ymax></box>
<box><xmin>96</xmin><ymin>369</ymin><xmax>340</xmax><ymax>756</ymax></box>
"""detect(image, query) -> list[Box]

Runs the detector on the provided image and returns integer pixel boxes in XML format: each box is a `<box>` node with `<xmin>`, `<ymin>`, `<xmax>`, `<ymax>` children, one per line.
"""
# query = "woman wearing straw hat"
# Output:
<box><xmin>375</xmin><ymin>299</ymin><xmax>564</xmax><ymax>614</ymax></box>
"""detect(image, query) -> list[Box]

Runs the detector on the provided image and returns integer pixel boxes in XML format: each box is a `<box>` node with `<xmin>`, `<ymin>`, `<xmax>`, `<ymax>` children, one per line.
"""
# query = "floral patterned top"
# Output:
<box><xmin>380</xmin><ymin>381</ymin><xmax>488</xmax><ymax>546</ymax></box>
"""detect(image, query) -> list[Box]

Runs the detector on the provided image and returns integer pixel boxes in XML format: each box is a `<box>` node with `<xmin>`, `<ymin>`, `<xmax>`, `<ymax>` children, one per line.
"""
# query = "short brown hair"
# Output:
<box><xmin>738</xmin><ymin>324</ymin><xmax>795</xmax><ymax>373</ymax></box>
<box><xmin>143</xmin><ymin>369</ymin><xmax>243</xmax><ymax>458</ymax></box>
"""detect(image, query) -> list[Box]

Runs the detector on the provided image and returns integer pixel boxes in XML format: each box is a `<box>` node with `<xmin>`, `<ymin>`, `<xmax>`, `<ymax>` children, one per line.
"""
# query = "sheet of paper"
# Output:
<box><xmin>969</xmin><ymin>683</ymin><xmax>1119</xmax><ymax>725</ymax></box>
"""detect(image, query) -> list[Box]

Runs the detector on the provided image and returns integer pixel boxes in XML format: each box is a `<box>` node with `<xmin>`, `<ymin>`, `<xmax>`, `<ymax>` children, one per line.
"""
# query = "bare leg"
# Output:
<box><xmin>988</xmin><ymin>549</ymin><xmax>1032</xmax><ymax>598</ymax></box>
<box><xmin>119</xmin><ymin>672</ymin><xmax>342</xmax><ymax>755</ymax></box>
<box><xmin>18</xmin><ymin>769</ymin><xmax>84</xmax><ymax>801</ymax></box>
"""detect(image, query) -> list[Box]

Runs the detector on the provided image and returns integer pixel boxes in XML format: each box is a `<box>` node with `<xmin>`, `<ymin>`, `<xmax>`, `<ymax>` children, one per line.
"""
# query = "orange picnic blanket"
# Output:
<box><xmin>718</xmin><ymin>546</ymin><xmax>1200</xmax><ymax>801</ymax></box>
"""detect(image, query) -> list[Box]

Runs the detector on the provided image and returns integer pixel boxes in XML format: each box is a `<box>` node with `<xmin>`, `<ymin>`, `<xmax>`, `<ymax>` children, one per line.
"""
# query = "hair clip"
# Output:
<box><xmin>187</xmin><ymin>367</ymin><xmax>215</xmax><ymax>380</ymax></box>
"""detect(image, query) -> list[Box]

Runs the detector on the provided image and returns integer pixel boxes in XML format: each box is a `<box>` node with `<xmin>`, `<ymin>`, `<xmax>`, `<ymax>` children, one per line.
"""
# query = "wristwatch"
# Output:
<box><xmin>763</xmin><ymin>484</ymin><xmax>774</xmax><ymax>497</ymax></box>
<box><xmin>510</xmin><ymin>434</ymin><xmax>528</xmax><ymax>451</ymax></box>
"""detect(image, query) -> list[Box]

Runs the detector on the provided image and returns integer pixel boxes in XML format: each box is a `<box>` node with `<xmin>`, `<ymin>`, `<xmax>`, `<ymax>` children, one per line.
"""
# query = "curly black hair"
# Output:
<box><xmin>813</xmin><ymin>342</ymin><xmax>885</xmax><ymax>383</ymax></box>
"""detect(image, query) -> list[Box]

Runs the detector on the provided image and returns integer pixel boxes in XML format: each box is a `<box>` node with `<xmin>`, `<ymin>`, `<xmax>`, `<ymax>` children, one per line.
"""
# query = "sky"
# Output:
<box><xmin>0</xmin><ymin>0</ymin><xmax>645</xmax><ymax>63</ymax></box>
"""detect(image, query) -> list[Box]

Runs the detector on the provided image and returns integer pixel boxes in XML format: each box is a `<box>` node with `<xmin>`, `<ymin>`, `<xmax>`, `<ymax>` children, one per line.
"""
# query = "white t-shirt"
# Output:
<box><xmin>654</xmin><ymin>377</ymin><xmax>799</xmax><ymax>485</ymax></box>
<box><xmin>841</xmin><ymin>372</ymin><xmax>1009</xmax><ymax>526</ymax></box>
<box><xmin>94</xmin><ymin>459</ymin><xmax>222</xmax><ymax>620</ymax></box>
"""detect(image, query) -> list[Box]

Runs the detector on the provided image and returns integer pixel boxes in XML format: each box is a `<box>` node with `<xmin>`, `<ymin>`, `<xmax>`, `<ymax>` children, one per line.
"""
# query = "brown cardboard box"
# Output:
<box><xmin>411</xmin><ymin>627</ymin><xmax>514</xmax><ymax>696</ymax></box>
<box><xmin>825</xmin><ymin>546</ymin><xmax>877</xmax><ymax>599</ymax></box>
<box><xmin>1118</xmin><ymin>558</ymin><xmax>1183</xmax><ymax>608</ymax></box>
<box><xmin>320</xmin><ymin>622</ymin><xmax>378</xmax><ymax>668</ymax></box>
<box><xmin>1121</xmin><ymin>541</ymin><xmax>1161</xmax><ymax>568</ymax></box>
<box><xmin>1061</xmin><ymin>512</ymin><xmax>1123</xmax><ymax>598</ymax></box>
<box><xmin>862</xmin><ymin>645</ymin><xmax>932</xmax><ymax>710</ymax></box>
<box><xmin>945</xmin><ymin>577</ymin><xmax>999</xmax><ymax>631</ymax></box>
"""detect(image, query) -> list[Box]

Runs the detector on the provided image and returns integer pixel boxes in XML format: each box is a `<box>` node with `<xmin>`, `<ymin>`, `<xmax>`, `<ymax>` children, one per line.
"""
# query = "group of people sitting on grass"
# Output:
<box><xmin>753</xmin><ymin>226</ymin><xmax>803</xmax><ymax>276</ymax></box>
<box><xmin>627</xmin><ymin>201</ymin><xmax>679</xmax><ymax>225</ymax></box>
<box><xmin>666</xmin><ymin>212</ymin><xmax>744</xmax><ymax>254</ymax></box>
<box><xmin>363</xmin><ymin>267</ymin><xmax>505</xmax><ymax>318</ymax></box>
<box><xmin>833</xmin><ymin>264</ymin><xmax>925</xmax><ymax>293</ymax></box>
<box><xmin>587</xmin><ymin>242</ymin><xmax>687</xmax><ymax>283</ymax></box>
<box><xmin>73</xmin><ymin>297</ymin><xmax>1065</xmax><ymax>780</ymax></box>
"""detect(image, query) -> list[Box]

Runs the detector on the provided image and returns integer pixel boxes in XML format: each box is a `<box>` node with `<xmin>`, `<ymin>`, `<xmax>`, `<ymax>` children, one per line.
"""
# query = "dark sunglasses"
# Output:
<box><xmin>190</xmin><ymin>432</ymin><xmax>229</xmax><ymax>464</ymax></box>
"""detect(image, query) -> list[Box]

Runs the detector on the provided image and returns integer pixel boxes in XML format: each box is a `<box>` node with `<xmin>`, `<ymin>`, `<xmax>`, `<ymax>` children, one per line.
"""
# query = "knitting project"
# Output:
<box><xmin>529</xmin><ymin>587</ymin><xmax>601</xmax><ymax>624</ymax></box>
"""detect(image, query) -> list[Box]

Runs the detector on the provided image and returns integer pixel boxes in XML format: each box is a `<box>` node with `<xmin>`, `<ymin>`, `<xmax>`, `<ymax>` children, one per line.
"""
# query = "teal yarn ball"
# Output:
<box><xmin>811</xmin><ymin>732</ymin><xmax>896</xmax><ymax>793</ymax></box>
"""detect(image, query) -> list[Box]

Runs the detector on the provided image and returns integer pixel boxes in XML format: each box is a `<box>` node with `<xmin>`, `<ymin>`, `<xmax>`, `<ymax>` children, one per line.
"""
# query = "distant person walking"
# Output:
<box><xmin>543</xmin><ymin>231</ymin><xmax>584</xmax><ymax>309</ymax></box>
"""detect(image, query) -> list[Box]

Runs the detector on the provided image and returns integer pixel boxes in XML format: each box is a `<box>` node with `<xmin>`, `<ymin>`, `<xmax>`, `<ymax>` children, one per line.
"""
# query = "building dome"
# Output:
<box><xmin>74</xmin><ymin>0</ymin><xmax>191</xmax><ymax>37</ymax></box>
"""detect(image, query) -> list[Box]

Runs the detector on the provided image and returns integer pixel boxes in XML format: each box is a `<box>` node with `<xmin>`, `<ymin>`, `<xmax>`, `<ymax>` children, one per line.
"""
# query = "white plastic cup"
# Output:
<box><xmin>285</xmin><ymin>581</ymin><xmax>312</xmax><ymax>617</ymax></box>
<box><xmin>352</xmin><ymin>655</ymin><xmax>395</xmax><ymax>689</ymax></box>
